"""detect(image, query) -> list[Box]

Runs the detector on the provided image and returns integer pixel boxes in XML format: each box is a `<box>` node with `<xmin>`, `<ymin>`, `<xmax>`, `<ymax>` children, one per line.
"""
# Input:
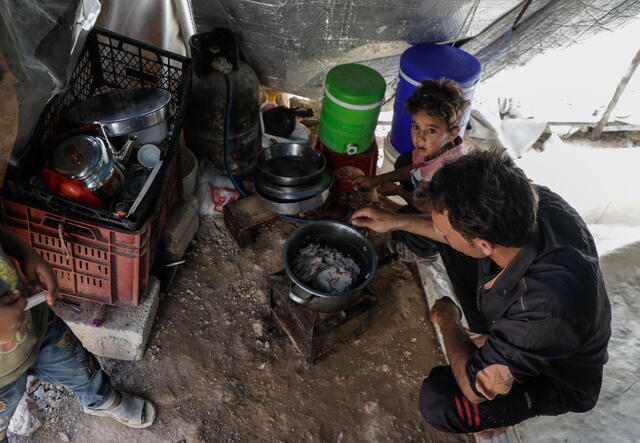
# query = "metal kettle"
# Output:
<box><xmin>50</xmin><ymin>126</ymin><xmax>137</xmax><ymax>197</ymax></box>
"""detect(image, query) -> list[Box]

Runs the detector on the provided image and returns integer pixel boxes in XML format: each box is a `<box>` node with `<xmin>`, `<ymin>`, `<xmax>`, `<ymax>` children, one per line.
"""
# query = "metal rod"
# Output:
<box><xmin>173</xmin><ymin>0</ymin><xmax>196</xmax><ymax>56</ymax></box>
<box><xmin>591</xmin><ymin>47</ymin><xmax>640</xmax><ymax>140</ymax></box>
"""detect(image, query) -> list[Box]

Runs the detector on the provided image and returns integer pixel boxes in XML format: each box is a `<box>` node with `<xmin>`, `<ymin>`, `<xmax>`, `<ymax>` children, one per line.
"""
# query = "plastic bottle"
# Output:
<box><xmin>261</xmin><ymin>91</ymin><xmax>278</xmax><ymax>113</ymax></box>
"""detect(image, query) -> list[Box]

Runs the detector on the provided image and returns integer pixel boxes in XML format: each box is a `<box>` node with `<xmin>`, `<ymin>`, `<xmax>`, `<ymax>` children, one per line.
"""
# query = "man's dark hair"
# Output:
<box><xmin>404</xmin><ymin>78</ymin><xmax>470</xmax><ymax>131</ymax></box>
<box><xmin>415</xmin><ymin>148</ymin><xmax>539</xmax><ymax>247</ymax></box>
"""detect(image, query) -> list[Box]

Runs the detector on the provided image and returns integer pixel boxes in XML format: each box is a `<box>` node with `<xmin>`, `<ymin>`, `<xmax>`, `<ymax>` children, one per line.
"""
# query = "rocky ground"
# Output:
<box><xmin>7</xmin><ymin>129</ymin><xmax>638</xmax><ymax>442</ymax></box>
<box><xmin>7</xmin><ymin>192</ymin><xmax>471</xmax><ymax>443</ymax></box>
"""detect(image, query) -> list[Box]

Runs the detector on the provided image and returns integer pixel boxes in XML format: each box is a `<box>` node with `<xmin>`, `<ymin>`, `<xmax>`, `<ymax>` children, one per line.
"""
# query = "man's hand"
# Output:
<box><xmin>0</xmin><ymin>291</ymin><xmax>27</xmax><ymax>342</ymax></box>
<box><xmin>352</xmin><ymin>175</ymin><xmax>380</xmax><ymax>192</ymax></box>
<box><xmin>429</xmin><ymin>297</ymin><xmax>462</xmax><ymax>328</ymax></box>
<box><xmin>349</xmin><ymin>207</ymin><xmax>399</xmax><ymax>233</ymax></box>
<box><xmin>20</xmin><ymin>249</ymin><xmax>58</xmax><ymax>306</ymax></box>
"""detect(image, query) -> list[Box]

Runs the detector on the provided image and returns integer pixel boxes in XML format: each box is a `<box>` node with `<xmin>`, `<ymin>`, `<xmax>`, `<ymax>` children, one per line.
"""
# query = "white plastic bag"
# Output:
<box><xmin>259</xmin><ymin>112</ymin><xmax>312</xmax><ymax>148</ymax></box>
<box><xmin>196</xmin><ymin>159</ymin><xmax>241</xmax><ymax>217</ymax></box>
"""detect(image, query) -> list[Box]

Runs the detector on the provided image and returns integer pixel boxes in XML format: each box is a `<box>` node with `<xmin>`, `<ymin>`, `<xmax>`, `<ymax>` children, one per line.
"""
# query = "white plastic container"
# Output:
<box><xmin>181</xmin><ymin>147</ymin><xmax>198</xmax><ymax>198</ymax></box>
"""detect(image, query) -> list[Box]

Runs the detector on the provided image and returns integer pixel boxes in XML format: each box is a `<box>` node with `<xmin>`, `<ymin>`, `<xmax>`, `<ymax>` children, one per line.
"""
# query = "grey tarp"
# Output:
<box><xmin>1</xmin><ymin>0</ymin><xmax>639</xmax><ymax>158</ymax></box>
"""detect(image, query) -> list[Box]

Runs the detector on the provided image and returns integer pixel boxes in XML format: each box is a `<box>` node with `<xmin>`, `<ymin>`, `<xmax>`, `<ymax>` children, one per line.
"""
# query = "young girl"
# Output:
<box><xmin>352</xmin><ymin>78</ymin><xmax>470</xmax><ymax>261</ymax></box>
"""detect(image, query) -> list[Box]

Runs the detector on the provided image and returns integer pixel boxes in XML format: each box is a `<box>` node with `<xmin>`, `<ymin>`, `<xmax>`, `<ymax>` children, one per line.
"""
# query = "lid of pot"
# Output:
<box><xmin>65</xmin><ymin>88</ymin><xmax>175</xmax><ymax>136</ymax></box>
<box><xmin>51</xmin><ymin>135</ymin><xmax>103</xmax><ymax>180</ymax></box>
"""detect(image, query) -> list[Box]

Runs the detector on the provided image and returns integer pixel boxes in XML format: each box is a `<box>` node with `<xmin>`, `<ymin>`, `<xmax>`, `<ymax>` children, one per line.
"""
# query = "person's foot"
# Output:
<box><xmin>387</xmin><ymin>239</ymin><xmax>438</xmax><ymax>263</ymax></box>
<box><xmin>475</xmin><ymin>426</ymin><xmax>508</xmax><ymax>440</ymax></box>
<box><xmin>84</xmin><ymin>390</ymin><xmax>156</xmax><ymax>428</ymax></box>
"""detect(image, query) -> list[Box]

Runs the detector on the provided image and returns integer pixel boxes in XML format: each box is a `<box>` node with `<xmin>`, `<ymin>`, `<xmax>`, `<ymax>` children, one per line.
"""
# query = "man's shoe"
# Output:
<box><xmin>387</xmin><ymin>239</ymin><xmax>438</xmax><ymax>263</ymax></box>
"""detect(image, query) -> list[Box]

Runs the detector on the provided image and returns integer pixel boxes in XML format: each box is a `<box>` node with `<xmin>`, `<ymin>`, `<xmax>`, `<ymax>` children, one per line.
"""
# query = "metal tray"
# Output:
<box><xmin>256</xmin><ymin>143</ymin><xmax>327</xmax><ymax>186</ymax></box>
<box><xmin>255</xmin><ymin>187</ymin><xmax>330</xmax><ymax>215</ymax></box>
<box><xmin>254</xmin><ymin>170</ymin><xmax>332</xmax><ymax>200</ymax></box>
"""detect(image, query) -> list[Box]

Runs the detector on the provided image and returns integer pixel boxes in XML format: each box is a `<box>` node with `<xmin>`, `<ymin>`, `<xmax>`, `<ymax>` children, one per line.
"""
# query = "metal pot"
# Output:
<box><xmin>66</xmin><ymin>88</ymin><xmax>175</xmax><ymax>145</ymax></box>
<box><xmin>50</xmin><ymin>133</ymin><xmax>137</xmax><ymax>197</ymax></box>
<box><xmin>283</xmin><ymin>221</ymin><xmax>377</xmax><ymax>312</ymax></box>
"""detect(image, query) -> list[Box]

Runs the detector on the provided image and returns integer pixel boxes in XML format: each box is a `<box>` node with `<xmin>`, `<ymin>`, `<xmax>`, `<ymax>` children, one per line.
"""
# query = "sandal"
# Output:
<box><xmin>84</xmin><ymin>390</ymin><xmax>156</xmax><ymax>428</ymax></box>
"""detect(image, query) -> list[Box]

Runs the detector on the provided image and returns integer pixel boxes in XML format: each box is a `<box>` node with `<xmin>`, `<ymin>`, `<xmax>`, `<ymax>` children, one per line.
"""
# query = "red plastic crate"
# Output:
<box><xmin>0</xmin><ymin>152</ymin><xmax>181</xmax><ymax>308</ymax></box>
<box><xmin>316</xmin><ymin>138</ymin><xmax>378</xmax><ymax>193</ymax></box>
<box><xmin>1</xmin><ymin>200</ymin><xmax>150</xmax><ymax>308</ymax></box>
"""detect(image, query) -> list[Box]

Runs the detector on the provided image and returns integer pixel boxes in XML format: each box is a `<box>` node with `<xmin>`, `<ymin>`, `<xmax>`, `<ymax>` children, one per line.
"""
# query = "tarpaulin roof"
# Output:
<box><xmin>1</xmin><ymin>0</ymin><xmax>639</xmax><ymax>158</ymax></box>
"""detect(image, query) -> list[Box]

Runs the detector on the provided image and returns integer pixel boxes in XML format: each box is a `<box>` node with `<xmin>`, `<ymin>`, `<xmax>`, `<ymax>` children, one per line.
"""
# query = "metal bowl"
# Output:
<box><xmin>282</xmin><ymin>221</ymin><xmax>377</xmax><ymax>312</ymax></box>
<box><xmin>256</xmin><ymin>143</ymin><xmax>327</xmax><ymax>186</ymax></box>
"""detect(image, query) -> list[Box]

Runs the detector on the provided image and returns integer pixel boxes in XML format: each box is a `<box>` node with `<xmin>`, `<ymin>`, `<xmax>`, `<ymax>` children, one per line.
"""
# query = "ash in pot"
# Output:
<box><xmin>293</xmin><ymin>244</ymin><xmax>360</xmax><ymax>294</ymax></box>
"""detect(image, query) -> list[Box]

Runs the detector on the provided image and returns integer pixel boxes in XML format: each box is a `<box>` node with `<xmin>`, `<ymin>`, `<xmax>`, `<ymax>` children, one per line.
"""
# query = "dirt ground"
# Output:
<box><xmin>9</xmin><ymin>192</ymin><xmax>471</xmax><ymax>443</ymax></box>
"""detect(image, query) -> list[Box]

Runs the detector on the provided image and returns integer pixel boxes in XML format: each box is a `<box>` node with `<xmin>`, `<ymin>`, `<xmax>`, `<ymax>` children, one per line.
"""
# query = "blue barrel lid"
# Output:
<box><xmin>400</xmin><ymin>44</ymin><xmax>482</xmax><ymax>88</ymax></box>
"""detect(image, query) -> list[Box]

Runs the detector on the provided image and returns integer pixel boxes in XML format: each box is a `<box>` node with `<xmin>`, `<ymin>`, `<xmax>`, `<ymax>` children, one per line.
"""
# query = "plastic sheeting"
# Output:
<box><xmin>461</xmin><ymin>0</ymin><xmax>640</xmax><ymax>80</ymax></box>
<box><xmin>96</xmin><ymin>0</ymin><xmax>186</xmax><ymax>56</ymax></box>
<box><xmin>2</xmin><ymin>0</ymin><xmax>640</xmax><ymax>157</ymax></box>
<box><xmin>190</xmin><ymin>0</ymin><xmax>640</xmax><ymax>99</ymax></box>
<box><xmin>191</xmin><ymin>0</ymin><xmax>525</xmax><ymax>99</ymax></box>
<box><xmin>0</xmin><ymin>0</ymin><xmax>100</xmax><ymax>161</ymax></box>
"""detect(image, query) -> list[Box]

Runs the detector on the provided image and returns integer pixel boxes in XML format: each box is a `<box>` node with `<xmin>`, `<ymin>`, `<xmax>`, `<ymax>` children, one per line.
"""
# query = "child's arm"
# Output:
<box><xmin>352</xmin><ymin>164</ymin><xmax>412</xmax><ymax>190</ymax></box>
<box><xmin>377</xmin><ymin>182</ymin><xmax>414</xmax><ymax>204</ymax></box>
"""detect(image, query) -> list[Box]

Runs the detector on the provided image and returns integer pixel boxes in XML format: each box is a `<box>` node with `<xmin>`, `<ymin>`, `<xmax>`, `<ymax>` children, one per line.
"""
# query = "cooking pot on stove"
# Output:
<box><xmin>283</xmin><ymin>221</ymin><xmax>377</xmax><ymax>313</ymax></box>
<box><xmin>49</xmin><ymin>131</ymin><xmax>137</xmax><ymax>197</ymax></box>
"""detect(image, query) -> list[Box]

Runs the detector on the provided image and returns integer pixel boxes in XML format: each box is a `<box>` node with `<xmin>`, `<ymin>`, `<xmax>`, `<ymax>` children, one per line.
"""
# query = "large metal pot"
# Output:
<box><xmin>283</xmin><ymin>221</ymin><xmax>377</xmax><ymax>313</ymax></box>
<box><xmin>66</xmin><ymin>88</ymin><xmax>175</xmax><ymax>145</ymax></box>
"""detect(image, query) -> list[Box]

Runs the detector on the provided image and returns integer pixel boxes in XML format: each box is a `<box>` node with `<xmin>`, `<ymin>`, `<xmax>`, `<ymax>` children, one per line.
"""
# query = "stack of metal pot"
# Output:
<box><xmin>254</xmin><ymin>143</ymin><xmax>332</xmax><ymax>215</ymax></box>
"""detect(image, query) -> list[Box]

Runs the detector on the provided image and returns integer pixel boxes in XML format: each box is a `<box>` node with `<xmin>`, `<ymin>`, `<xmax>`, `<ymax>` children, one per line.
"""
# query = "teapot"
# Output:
<box><xmin>49</xmin><ymin>124</ymin><xmax>137</xmax><ymax>197</ymax></box>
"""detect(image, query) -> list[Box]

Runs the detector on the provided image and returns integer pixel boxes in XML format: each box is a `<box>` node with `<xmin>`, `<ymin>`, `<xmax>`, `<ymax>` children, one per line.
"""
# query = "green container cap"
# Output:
<box><xmin>325</xmin><ymin>64</ymin><xmax>386</xmax><ymax>106</ymax></box>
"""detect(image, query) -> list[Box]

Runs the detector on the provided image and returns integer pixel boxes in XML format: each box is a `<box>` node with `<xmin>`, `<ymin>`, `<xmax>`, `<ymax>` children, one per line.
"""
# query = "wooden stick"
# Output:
<box><xmin>591</xmin><ymin>47</ymin><xmax>640</xmax><ymax>140</ymax></box>
<box><xmin>0</xmin><ymin>51</ymin><xmax>19</xmax><ymax>189</ymax></box>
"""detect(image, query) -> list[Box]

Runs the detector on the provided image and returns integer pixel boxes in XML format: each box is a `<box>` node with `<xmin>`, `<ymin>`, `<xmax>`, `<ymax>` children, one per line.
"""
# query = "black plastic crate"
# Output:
<box><xmin>5</xmin><ymin>27</ymin><xmax>192</xmax><ymax>230</ymax></box>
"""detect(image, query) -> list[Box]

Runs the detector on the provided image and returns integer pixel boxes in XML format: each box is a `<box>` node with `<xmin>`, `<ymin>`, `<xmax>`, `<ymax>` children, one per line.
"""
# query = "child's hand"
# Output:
<box><xmin>377</xmin><ymin>182</ymin><xmax>403</xmax><ymax>196</ymax></box>
<box><xmin>20</xmin><ymin>248</ymin><xmax>58</xmax><ymax>306</ymax></box>
<box><xmin>352</xmin><ymin>175</ymin><xmax>379</xmax><ymax>192</ymax></box>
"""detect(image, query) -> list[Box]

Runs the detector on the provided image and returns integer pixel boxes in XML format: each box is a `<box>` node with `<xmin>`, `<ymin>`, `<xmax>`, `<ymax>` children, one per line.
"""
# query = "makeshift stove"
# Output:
<box><xmin>267</xmin><ymin>270</ymin><xmax>378</xmax><ymax>369</ymax></box>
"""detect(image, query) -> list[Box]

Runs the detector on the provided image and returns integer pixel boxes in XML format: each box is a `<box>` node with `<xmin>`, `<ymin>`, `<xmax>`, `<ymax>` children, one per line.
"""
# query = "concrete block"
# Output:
<box><xmin>163</xmin><ymin>195</ymin><xmax>199</xmax><ymax>260</ymax></box>
<box><xmin>52</xmin><ymin>276</ymin><xmax>160</xmax><ymax>361</ymax></box>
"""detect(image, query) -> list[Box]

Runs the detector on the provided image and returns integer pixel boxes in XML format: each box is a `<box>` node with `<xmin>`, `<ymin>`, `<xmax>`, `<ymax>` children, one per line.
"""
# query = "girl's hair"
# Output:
<box><xmin>405</xmin><ymin>78</ymin><xmax>470</xmax><ymax>131</ymax></box>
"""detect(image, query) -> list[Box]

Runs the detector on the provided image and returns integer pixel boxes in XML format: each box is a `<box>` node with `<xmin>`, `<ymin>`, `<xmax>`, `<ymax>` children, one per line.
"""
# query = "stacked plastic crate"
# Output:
<box><xmin>1</xmin><ymin>28</ymin><xmax>191</xmax><ymax>307</ymax></box>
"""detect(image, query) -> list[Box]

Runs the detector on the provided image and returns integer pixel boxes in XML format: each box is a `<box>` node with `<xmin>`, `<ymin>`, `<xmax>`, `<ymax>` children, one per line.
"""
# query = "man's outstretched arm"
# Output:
<box><xmin>349</xmin><ymin>207</ymin><xmax>446</xmax><ymax>243</ymax></box>
<box><xmin>430</xmin><ymin>298</ymin><xmax>485</xmax><ymax>404</ymax></box>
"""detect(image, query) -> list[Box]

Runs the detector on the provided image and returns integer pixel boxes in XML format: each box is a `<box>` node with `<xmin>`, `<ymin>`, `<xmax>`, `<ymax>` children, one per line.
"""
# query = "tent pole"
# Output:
<box><xmin>591</xmin><ymin>47</ymin><xmax>640</xmax><ymax>140</ymax></box>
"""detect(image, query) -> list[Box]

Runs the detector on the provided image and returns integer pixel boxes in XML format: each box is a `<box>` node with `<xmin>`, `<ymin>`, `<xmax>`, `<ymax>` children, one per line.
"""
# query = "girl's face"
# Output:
<box><xmin>410</xmin><ymin>110</ymin><xmax>459</xmax><ymax>157</ymax></box>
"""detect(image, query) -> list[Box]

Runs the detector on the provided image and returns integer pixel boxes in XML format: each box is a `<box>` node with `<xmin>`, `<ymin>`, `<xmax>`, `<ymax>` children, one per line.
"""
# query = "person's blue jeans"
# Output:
<box><xmin>0</xmin><ymin>311</ymin><xmax>111</xmax><ymax>442</ymax></box>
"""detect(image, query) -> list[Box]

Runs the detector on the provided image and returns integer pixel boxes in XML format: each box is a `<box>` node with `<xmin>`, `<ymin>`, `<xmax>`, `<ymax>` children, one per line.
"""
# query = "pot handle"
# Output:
<box><xmin>288</xmin><ymin>283</ymin><xmax>314</xmax><ymax>305</ymax></box>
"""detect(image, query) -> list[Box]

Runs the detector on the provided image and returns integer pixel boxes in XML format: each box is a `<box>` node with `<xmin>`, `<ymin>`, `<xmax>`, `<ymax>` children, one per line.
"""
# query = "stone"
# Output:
<box><xmin>33</xmin><ymin>385</ymin><xmax>46</xmax><ymax>402</ymax></box>
<box><xmin>252</xmin><ymin>320</ymin><xmax>264</xmax><ymax>337</ymax></box>
<box><xmin>25</xmin><ymin>375</ymin><xmax>39</xmax><ymax>392</ymax></box>
<box><xmin>51</xmin><ymin>277</ymin><xmax>161</xmax><ymax>361</ymax></box>
<box><xmin>364</xmin><ymin>401</ymin><xmax>379</xmax><ymax>415</ymax></box>
<box><xmin>163</xmin><ymin>195</ymin><xmax>200</xmax><ymax>261</ymax></box>
<box><xmin>58</xmin><ymin>432</ymin><xmax>70</xmax><ymax>442</ymax></box>
<box><xmin>8</xmin><ymin>396</ymin><xmax>43</xmax><ymax>436</ymax></box>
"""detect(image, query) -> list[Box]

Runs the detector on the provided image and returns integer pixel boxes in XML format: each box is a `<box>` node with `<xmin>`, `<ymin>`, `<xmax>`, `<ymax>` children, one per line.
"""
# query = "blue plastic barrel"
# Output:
<box><xmin>389</xmin><ymin>44</ymin><xmax>482</xmax><ymax>154</ymax></box>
